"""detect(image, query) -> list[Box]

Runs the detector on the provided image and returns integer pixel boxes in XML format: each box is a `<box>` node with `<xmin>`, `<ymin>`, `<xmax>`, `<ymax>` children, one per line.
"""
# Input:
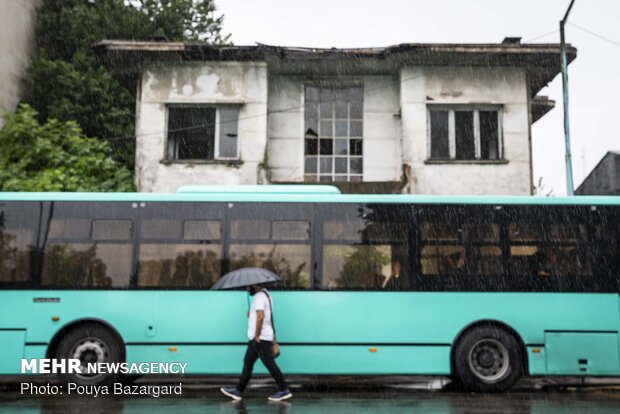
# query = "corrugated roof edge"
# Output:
<box><xmin>176</xmin><ymin>185</ymin><xmax>341</xmax><ymax>194</ymax></box>
<box><xmin>0</xmin><ymin>193</ymin><xmax>618</xmax><ymax>205</ymax></box>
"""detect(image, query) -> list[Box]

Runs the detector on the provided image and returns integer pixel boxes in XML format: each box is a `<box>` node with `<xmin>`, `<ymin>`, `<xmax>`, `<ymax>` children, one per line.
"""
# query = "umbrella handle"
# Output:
<box><xmin>246</xmin><ymin>292</ymin><xmax>251</xmax><ymax>312</ymax></box>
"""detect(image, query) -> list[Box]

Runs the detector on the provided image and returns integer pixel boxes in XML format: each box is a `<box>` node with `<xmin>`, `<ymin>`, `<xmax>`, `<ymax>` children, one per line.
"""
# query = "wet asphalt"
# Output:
<box><xmin>2</xmin><ymin>376</ymin><xmax>620</xmax><ymax>413</ymax></box>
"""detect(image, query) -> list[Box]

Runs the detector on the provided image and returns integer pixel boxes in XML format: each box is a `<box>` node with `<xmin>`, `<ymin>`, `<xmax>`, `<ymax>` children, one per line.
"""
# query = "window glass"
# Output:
<box><xmin>0</xmin><ymin>202</ymin><xmax>38</xmax><ymax>284</ymax></box>
<box><xmin>480</xmin><ymin>111</ymin><xmax>499</xmax><ymax>159</ymax></box>
<box><xmin>462</xmin><ymin>224</ymin><xmax>500</xmax><ymax>242</ymax></box>
<box><xmin>508</xmin><ymin>224</ymin><xmax>545</xmax><ymax>242</ymax></box>
<box><xmin>229</xmin><ymin>244</ymin><xmax>311</xmax><ymax>288</ymax></box>
<box><xmin>92</xmin><ymin>220</ymin><xmax>132</xmax><ymax>240</ymax></box>
<box><xmin>421</xmin><ymin>222</ymin><xmax>459</xmax><ymax>241</ymax></box>
<box><xmin>218</xmin><ymin>107</ymin><xmax>240</xmax><ymax>158</ymax></box>
<box><xmin>183</xmin><ymin>220</ymin><xmax>221</xmax><ymax>240</ymax></box>
<box><xmin>323</xmin><ymin>221</ymin><xmax>365</xmax><ymax>241</ymax></box>
<box><xmin>48</xmin><ymin>219</ymin><xmax>91</xmax><ymax>239</ymax></box>
<box><xmin>167</xmin><ymin>106</ymin><xmax>216</xmax><ymax>160</ymax></box>
<box><xmin>322</xmin><ymin>244</ymin><xmax>407</xmax><ymax>290</ymax></box>
<box><xmin>430</xmin><ymin>111</ymin><xmax>449</xmax><ymax>158</ymax></box>
<box><xmin>418</xmin><ymin>208</ymin><xmax>504</xmax><ymax>285</ymax></box>
<box><xmin>304</xmin><ymin>85</ymin><xmax>363</xmax><ymax>182</ymax></box>
<box><xmin>141</xmin><ymin>219</ymin><xmax>181</xmax><ymax>239</ymax></box>
<box><xmin>455</xmin><ymin>111</ymin><xmax>475</xmax><ymax>159</ymax></box>
<box><xmin>421</xmin><ymin>245</ymin><xmax>465</xmax><ymax>276</ymax></box>
<box><xmin>428</xmin><ymin>108</ymin><xmax>501</xmax><ymax>161</ymax></box>
<box><xmin>138</xmin><ymin>244</ymin><xmax>221</xmax><ymax>288</ymax></box>
<box><xmin>230</xmin><ymin>220</ymin><xmax>270</xmax><ymax>240</ymax></box>
<box><xmin>272</xmin><ymin>221</ymin><xmax>309</xmax><ymax>241</ymax></box>
<box><xmin>42</xmin><ymin>243</ymin><xmax>132</xmax><ymax>288</ymax></box>
<box><xmin>320</xmin><ymin>205</ymin><xmax>410</xmax><ymax>290</ymax></box>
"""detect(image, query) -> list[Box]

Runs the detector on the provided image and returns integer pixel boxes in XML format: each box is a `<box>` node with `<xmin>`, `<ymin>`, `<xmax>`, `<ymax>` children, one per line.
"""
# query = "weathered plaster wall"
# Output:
<box><xmin>267</xmin><ymin>75</ymin><xmax>402</xmax><ymax>182</ymax></box>
<box><xmin>136</xmin><ymin>62</ymin><xmax>532</xmax><ymax>195</ymax></box>
<box><xmin>0</xmin><ymin>0</ymin><xmax>41</xmax><ymax>126</ymax></box>
<box><xmin>135</xmin><ymin>62</ymin><xmax>268</xmax><ymax>192</ymax></box>
<box><xmin>400</xmin><ymin>66</ymin><xmax>531</xmax><ymax>195</ymax></box>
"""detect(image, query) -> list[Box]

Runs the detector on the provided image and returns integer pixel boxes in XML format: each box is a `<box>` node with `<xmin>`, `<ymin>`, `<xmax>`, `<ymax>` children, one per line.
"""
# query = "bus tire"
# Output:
<box><xmin>453</xmin><ymin>325</ymin><xmax>523</xmax><ymax>392</ymax></box>
<box><xmin>55</xmin><ymin>323</ymin><xmax>123</xmax><ymax>387</ymax></box>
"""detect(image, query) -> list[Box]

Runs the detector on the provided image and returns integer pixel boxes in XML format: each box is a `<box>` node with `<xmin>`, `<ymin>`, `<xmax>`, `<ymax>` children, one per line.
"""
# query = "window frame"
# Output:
<box><xmin>164</xmin><ymin>104</ymin><xmax>241</xmax><ymax>162</ymax></box>
<box><xmin>426</xmin><ymin>104</ymin><xmax>503</xmax><ymax>161</ymax></box>
<box><xmin>303</xmin><ymin>84</ymin><xmax>364</xmax><ymax>183</ymax></box>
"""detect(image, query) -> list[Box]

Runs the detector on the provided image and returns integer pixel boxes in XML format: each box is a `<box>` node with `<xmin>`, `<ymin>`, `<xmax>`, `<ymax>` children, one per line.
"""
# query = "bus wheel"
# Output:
<box><xmin>453</xmin><ymin>325</ymin><xmax>523</xmax><ymax>392</ymax></box>
<box><xmin>55</xmin><ymin>323</ymin><xmax>123</xmax><ymax>386</ymax></box>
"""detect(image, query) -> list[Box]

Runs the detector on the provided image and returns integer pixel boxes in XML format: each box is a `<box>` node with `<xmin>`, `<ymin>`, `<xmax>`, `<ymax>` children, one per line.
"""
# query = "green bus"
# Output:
<box><xmin>1</xmin><ymin>186</ymin><xmax>619</xmax><ymax>392</ymax></box>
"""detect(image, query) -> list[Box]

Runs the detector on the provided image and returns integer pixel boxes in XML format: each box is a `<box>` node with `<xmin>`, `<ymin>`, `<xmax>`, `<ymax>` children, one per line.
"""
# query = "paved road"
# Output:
<box><xmin>2</xmin><ymin>389</ymin><xmax>620</xmax><ymax>414</ymax></box>
<box><xmin>2</xmin><ymin>377</ymin><xmax>620</xmax><ymax>414</ymax></box>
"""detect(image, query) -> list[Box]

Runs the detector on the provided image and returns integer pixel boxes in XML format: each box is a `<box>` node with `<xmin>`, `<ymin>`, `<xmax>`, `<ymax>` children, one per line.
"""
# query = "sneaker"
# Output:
<box><xmin>268</xmin><ymin>389</ymin><xmax>292</xmax><ymax>401</ymax></box>
<box><xmin>220</xmin><ymin>387</ymin><xmax>242</xmax><ymax>401</ymax></box>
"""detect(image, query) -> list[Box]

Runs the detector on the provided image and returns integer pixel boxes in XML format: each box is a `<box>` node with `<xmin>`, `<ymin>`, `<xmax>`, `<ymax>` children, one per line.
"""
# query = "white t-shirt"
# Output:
<box><xmin>247</xmin><ymin>289</ymin><xmax>274</xmax><ymax>341</ymax></box>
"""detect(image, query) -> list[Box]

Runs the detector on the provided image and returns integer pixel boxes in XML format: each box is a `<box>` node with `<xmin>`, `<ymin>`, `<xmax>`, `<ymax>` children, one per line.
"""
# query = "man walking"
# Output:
<box><xmin>221</xmin><ymin>284</ymin><xmax>292</xmax><ymax>401</ymax></box>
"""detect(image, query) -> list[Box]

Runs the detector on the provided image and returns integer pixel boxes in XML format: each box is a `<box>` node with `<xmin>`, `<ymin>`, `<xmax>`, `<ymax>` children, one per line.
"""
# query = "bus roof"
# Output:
<box><xmin>0</xmin><ymin>191</ymin><xmax>618</xmax><ymax>205</ymax></box>
<box><xmin>176</xmin><ymin>185</ymin><xmax>341</xmax><ymax>194</ymax></box>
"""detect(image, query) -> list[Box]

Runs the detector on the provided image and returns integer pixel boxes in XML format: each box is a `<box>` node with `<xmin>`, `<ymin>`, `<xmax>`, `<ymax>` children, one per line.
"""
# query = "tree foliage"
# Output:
<box><xmin>0</xmin><ymin>104</ymin><xmax>134</xmax><ymax>192</ymax></box>
<box><xmin>20</xmin><ymin>0</ymin><xmax>229</xmax><ymax>176</ymax></box>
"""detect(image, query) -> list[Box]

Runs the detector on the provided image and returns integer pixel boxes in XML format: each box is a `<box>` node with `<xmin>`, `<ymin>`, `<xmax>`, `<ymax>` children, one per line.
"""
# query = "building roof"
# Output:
<box><xmin>93</xmin><ymin>38</ymin><xmax>576</xmax><ymax>96</ymax></box>
<box><xmin>576</xmin><ymin>151</ymin><xmax>620</xmax><ymax>196</ymax></box>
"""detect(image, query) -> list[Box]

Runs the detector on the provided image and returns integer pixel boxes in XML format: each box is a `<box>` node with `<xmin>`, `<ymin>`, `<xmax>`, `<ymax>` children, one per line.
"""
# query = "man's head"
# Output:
<box><xmin>246</xmin><ymin>284</ymin><xmax>261</xmax><ymax>295</ymax></box>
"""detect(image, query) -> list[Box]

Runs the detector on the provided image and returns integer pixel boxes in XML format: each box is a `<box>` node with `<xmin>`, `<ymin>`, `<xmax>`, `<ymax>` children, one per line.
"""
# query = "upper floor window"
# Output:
<box><xmin>166</xmin><ymin>105</ymin><xmax>240</xmax><ymax>161</ymax></box>
<box><xmin>428</xmin><ymin>106</ymin><xmax>501</xmax><ymax>161</ymax></box>
<box><xmin>304</xmin><ymin>86</ymin><xmax>363</xmax><ymax>182</ymax></box>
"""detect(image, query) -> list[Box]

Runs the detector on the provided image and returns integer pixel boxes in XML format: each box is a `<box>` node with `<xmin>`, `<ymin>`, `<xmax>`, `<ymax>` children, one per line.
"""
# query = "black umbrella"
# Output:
<box><xmin>211</xmin><ymin>267</ymin><xmax>281</xmax><ymax>290</ymax></box>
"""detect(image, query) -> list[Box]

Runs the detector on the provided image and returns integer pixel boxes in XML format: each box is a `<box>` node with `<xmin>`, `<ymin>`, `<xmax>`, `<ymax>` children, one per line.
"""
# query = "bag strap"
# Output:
<box><xmin>261</xmin><ymin>289</ymin><xmax>276</xmax><ymax>338</ymax></box>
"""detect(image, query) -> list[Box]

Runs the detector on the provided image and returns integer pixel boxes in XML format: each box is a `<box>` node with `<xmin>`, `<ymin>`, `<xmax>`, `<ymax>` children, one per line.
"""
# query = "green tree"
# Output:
<box><xmin>133</xmin><ymin>0</ymin><xmax>230</xmax><ymax>42</ymax></box>
<box><xmin>0</xmin><ymin>104</ymin><xmax>134</xmax><ymax>192</ymax></box>
<box><xmin>23</xmin><ymin>0</ymin><xmax>229</xmax><ymax>171</ymax></box>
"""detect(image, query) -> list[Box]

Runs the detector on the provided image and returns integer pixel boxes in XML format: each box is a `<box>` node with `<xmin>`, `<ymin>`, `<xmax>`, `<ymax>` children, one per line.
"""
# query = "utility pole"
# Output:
<box><xmin>560</xmin><ymin>0</ymin><xmax>576</xmax><ymax>195</ymax></box>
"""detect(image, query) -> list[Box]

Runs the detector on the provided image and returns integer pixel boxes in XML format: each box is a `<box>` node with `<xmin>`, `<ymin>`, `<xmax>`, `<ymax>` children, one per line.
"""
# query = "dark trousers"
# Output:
<box><xmin>237</xmin><ymin>340</ymin><xmax>288</xmax><ymax>392</ymax></box>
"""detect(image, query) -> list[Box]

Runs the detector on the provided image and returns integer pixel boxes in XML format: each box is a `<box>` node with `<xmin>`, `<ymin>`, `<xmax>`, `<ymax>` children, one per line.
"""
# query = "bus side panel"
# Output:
<box><xmin>4</xmin><ymin>290</ymin><xmax>620</xmax><ymax>376</ymax></box>
<box><xmin>125</xmin><ymin>345</ymin><xmax>451</xmax><ymax>375</ymax></box>
<box><xmin>0</xmin><ymin>330</ymin><xmax>25</xmax><ymax>373</ymax></box>
<box><xmin>545</xmin><ymin>332</ymin><xmax>619</xmax><ymax>374</ymax></box>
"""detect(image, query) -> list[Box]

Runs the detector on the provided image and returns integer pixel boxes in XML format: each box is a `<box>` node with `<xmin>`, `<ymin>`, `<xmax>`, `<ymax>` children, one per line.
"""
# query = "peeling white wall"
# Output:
<box><xmin>135</xmin><ymin>62</ymin><xmax>532</xmax><ymax>195</ymax></box>
<box><xmin>400</xmin><ymin>66</ymin><xmax>531</xmax><ymax>195</ymax></box>
<box><xmin>135</xmin><ymin>62</ymin><xmax>268</xmax><ymax>192</ymax></box>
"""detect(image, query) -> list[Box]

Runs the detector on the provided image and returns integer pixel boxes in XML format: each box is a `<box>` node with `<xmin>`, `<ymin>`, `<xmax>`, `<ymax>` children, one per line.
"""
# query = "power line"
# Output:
<box><xmin>523</xmin><ymin>29</ymin><xmax>559</xmax><ymax>43</ymax></box>
<box><xmin>568</xmin><ymin>22</ymin><xmax>620</xmax><ymax>48</ymax></box>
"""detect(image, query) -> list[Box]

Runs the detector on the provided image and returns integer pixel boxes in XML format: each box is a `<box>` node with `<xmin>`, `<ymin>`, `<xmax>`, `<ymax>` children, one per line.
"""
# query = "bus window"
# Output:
<box><xmin>319</xmin><ymin>204</ymin><xmax>410</xmax><ymax>290</ymax></box>
<box><xmin>0</xmin><ymin>202</ymin><xmax>39</xmax><ymax>285</ymax></box>
<box><xmin>228</xmin><ymin>204</ymin><xmax>313</xmax><ymax>289</ymax></box>
<box><xmin>137</xmin><ymin>205</ymin><xmax>223</xmax><ymax>288</ymax></box>
<box><xmin>417</xmin><ymin>206</ymin><xmax>503</xmax><ymax>291</ymax></box>
<box><xmin>139</xmin><ymin>243</ymin><xmax>221</xmax><ymax>288</ymax></box>
<box><xmin>505</xmin><ymin>206</ymin><xmax>593</xmax><ymax>292</ymax></box>
<box><xmin>42</xmin><ymin>202</ymin><xmax>133</xmax><ymax>288</ymax></box>
<box><xmin>229</xmin><ymin>220</ymin><xmax>311</xmax><ymax>288</ymax></box>
<box><xmin>183</xmin><ymin>220</ymin><xmax>221</xmax><ymax>240</ymax></box>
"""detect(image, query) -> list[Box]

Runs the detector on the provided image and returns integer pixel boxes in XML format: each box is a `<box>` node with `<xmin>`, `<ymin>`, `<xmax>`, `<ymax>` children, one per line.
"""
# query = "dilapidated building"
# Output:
<box><xmin>94</xmin><ymin>38</ymin><xmax>575</xmax><ymax>194</ymax></box>
<box><xmin>576</xmin><ymin>151</ymin><xmax>620</xmax><ymax>195</ymax></box>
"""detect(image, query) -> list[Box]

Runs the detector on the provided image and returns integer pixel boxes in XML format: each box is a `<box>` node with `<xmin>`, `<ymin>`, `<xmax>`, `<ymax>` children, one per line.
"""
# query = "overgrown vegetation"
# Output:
<box><xmin>0</xmin><ymin>104</ymin><xmax>134</xmax><ymax>191</ymax></box>
<box><xmin>3</xmin><ymin>0</ymin><xmax>230</xmax><ymax>191</ymax></box>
